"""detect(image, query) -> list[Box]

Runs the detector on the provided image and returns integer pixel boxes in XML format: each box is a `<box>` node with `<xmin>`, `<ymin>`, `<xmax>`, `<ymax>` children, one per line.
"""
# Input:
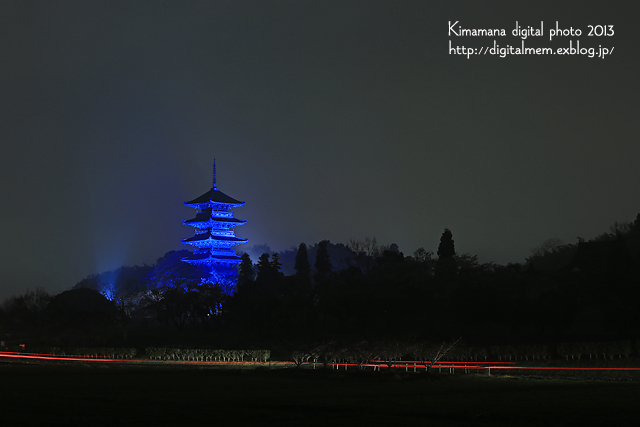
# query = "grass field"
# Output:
<box><xmin>2</xmin><ymin>363</ymin><xmax>640</xmax><ymax>426</ymax></box>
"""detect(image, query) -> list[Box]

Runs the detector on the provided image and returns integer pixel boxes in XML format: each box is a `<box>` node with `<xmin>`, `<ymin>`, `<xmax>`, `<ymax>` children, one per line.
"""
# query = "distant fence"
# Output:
<box><xmin>315</xmin><ymin>360</ymin><xmax>516</xmax><ymax>372</ymax></box>
<box><xmin>302</xmin><ymin>359</ymin><xmax>640</xmax><ymax>376</ymax></box>
<box><xmin>0</xmin><ymin>348</ymin><xmax>269</xmax><ymax>364</ymax></box>
<box><xmin>3</xmin><ymin>350</ymin><xmax>640</xmax><ymax>377</ymax></box>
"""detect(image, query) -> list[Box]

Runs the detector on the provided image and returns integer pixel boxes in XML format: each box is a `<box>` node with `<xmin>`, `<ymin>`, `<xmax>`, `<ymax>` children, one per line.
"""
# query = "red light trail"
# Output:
<box><xmin>2</xmin><ymin>351</ymin><xmax>640</xmax><ymax>372</ymax></box>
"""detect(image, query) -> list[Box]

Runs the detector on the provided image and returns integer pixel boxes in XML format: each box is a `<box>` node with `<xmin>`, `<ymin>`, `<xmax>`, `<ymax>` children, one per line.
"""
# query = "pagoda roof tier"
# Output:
<box><xmin>182</xmin><ymin>253</ymin><xmax>242</xmax><ymax>262</ymax></box>
<box><xmin>184</xmin><ymin>211</ymin><xmax>246</xmax><ymax>225</ymax></box>
<box><xmin>182</xmin><ymin>232</ymin><xmax>248</xmax><ymax>244</ymax></box>
<box><xmin>185</xmin><ymin>187</ymin><xmax>244</xmax><ymax>207</ymax></box>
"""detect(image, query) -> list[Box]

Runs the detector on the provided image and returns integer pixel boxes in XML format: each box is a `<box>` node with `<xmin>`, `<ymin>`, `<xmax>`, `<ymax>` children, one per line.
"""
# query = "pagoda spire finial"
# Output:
<box><xmin>213</xmin><ymin>159</ymin><xmax>217</xmax><ymax>190</ymax></box>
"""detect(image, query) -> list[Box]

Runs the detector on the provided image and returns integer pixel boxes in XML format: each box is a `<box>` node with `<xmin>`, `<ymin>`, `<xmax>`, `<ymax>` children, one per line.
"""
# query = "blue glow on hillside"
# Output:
<box><xmin>100</xmin><ymin>283</ymin><xmax>116</xmax><ymax>301</ymax></box>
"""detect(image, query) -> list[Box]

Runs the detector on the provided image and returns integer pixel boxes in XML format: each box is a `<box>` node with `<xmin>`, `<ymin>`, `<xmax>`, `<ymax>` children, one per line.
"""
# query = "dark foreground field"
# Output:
<box><xmin>2</xmin><ymin>363</ymin><xmax>640</xmax><ymax>427</ymax></box>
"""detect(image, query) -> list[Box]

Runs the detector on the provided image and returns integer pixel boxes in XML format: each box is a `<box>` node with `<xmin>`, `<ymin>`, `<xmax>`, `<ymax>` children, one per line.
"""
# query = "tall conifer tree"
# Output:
<box><xmin>294</xmin><ymin>242</ymin><xmax>311</xmax><ymax>285</ymax></box>
<box><xmin>238</xmin><ymin>253</ymin><xmax>254</xmax><ymax>287</ymax></box>
<box><xmin>314</xmin><ymin>240</ymin><xmax>333</xmax><ymax>284</ymax></box>
<box><xmin>437</xmin><ymin>228</ymin><xmax>456</xmax><ymax>259</ymax></box>
<box><xmin>436</xmin><ymin>228</ymin><xmax>456</xmax><ymax>281</ymax></box>
<box><xmin>257</xmin><ymin>253</ymin><xmax>272</xmax><ymax>281</ymax></box>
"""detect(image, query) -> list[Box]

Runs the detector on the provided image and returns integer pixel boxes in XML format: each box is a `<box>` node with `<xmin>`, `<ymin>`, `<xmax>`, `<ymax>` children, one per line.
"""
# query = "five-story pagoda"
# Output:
<box><xmin>182</xmin><ymin>161</ymin><xmax>247</xmax><ymax>291</ymax></box>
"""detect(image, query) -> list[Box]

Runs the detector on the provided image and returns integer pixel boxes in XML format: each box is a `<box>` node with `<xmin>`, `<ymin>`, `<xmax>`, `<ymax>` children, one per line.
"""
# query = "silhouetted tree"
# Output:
<box><xmin>46</xmin><ymin>288</ymin><xmax>119</xmax><ymax>343</ymax></box>
<box><xmin>436</xmin><ymin>229</ymin><xmax>456</xmax><ymax>281</ymax></box>
<box><xmin>530</xmin><ymin>237</ymin><xmax>565</xmax><ymax>258</ymax></box>
<box><xmin>294</xmin><ymin>243</ymin><xmax>311</xmax><ymax>285</ymax></box>
<box><xmin>527</xmin><ymin>238</ymin><xmax>576</xmax><ymax>272</ymax></box>
<box><xmin>314</xmin><ymin>240</ymin><xmax>333</xmax><ymax>284</ymax></box>
<box><xmin>141</xmin><ymin>281</ymin><xmax>225</xmax><ymax>331</ymax></box>
<box><xmin>192</xmin><ymin>284</ymin><xmax>226</xmax><ymax>325</ymax></box>
<box><xmin>629</xmin><ymin>214</ymin><xmax>640</xmax><ymax>266</ymax></box>
<box><xmin>257</xmin><ymin>253</ymin><xmax>273</xmax><ymax>280</ymax></box>
<box><xmin>409</xmin><ymin>247</ymin><xmax>436</xmax><ymax>276</ymax></box>
<box><xmin>148</xmin><ymin>286</ymin><xmax>192</xmax><ymax>331</ymax></box>
<box><xmin>347</xmin><ymin>236</ymin><xmax>389</xmax><ymax>273</ymax></box>
<box><xmin>412</xmin><ymin>247</ymin><xmax>432</xmax><ymax>263</ymax></box>
<box><xmin>238</xmin><ymin>252</ymin><xmax>254</xmax><ymax>288</ymax></box>
<box><xmin>377</xmin><ymin>248</ymin><xmax>404</xmax><ymax>267</ymax></box>
<box><xmin>270</xmin><ymin>253</ymin><xmax>283</xmax><ymax>276</ymax></box>
<box><xmin>437</xmin><ymin>229</ymin><xmax>456</xmax><ymax>259</ymax></box>
<box><xmin>254</xmin><ymin>253</ymin><xmax>284</xmax><ymax>290</ymax></box>
<box><xmin>2</xmin><ymin>288</ymin><xmax>51</xmax><ymax>341</ymax></box>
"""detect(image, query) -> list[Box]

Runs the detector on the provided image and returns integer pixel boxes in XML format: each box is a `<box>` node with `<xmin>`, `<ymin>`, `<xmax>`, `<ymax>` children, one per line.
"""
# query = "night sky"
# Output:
<box><xmin>1</xmin><ymin>1</ymin><xmax>638</xmax><ymax>301</ymax></box>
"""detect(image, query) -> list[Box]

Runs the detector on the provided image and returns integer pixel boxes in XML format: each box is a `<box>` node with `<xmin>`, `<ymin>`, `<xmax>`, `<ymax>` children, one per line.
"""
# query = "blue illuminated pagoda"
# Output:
<box><xmin>182</xmin><ymin>160</ymin><xmax>247</xmax><ymax>292</ymax></box>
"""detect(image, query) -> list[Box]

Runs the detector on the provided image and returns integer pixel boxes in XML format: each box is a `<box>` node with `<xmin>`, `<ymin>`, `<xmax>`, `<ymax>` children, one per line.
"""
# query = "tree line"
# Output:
<box><xmin>2</xmin><ymin>215</ymin><xmax>640</xmax><ymax>360</ymax></box>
